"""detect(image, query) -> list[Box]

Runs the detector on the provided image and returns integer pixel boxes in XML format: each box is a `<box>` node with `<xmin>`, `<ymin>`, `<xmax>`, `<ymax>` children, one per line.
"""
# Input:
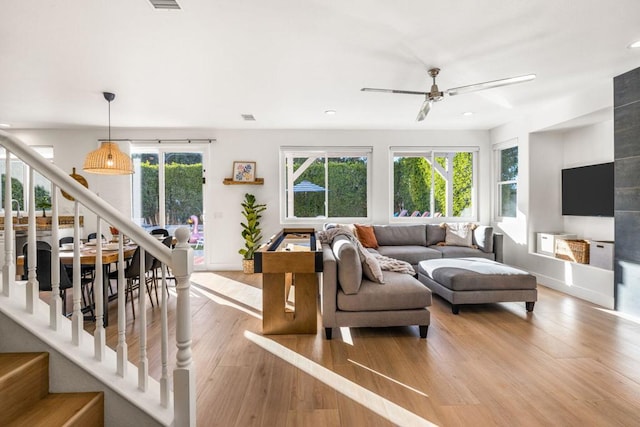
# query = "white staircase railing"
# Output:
<box><xmin>0</xmin><ymin>130</ymin><xmax>195</xmax><ymax>426</ymax></box>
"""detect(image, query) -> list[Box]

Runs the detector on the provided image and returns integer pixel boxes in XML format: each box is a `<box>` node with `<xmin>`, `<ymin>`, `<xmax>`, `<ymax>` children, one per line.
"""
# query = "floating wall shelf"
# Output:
<box><xmin>223</xmin><ymin>177</ymin><xmax>264</xmax><ymax>185</ymax></box>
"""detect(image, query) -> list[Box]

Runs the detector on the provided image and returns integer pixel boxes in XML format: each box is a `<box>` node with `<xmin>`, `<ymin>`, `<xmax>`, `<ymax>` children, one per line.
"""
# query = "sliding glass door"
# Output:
<box><xmin>131</xmin><ymin>145</ymin><xmax>206</xmax><ymax>267</ymax></box>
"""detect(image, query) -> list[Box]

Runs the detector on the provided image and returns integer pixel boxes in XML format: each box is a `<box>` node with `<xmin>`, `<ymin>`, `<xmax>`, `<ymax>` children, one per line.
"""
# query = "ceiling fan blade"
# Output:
<box><xmin>446</xmin><ymin>74</ymin><xmax>536</xmax><ymax>96</ymax></box>
<box><xmin>361</xmin><ymin>88</ymin><xmax>429</xmax><ymax>96</ymax></box>
<box><xmin>416</xmin><ymin>99</ymin><xmax>433</xmax><ymax>122</ymax></box>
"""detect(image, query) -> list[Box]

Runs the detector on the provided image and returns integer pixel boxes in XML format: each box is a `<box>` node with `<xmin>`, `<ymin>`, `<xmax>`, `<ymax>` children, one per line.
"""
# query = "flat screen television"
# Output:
<box><xmin>561</xmin><ymin>162</ymin><xmax>614</xmax><ymax>217</ymax></box>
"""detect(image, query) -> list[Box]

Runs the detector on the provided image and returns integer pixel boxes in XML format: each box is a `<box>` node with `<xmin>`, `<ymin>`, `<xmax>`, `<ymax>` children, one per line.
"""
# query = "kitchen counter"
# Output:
<box><xmin>0</xmin><ymin>215</ymin><xmax>83</xmax><ymax>231</ymax></box>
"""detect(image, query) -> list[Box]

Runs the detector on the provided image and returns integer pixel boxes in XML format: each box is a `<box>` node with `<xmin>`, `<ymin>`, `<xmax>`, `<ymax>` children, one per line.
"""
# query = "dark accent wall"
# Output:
<box><xmin>614</xmin><ymin>66</ymin><xmax>640</xmax><ymax>317</ymax></box>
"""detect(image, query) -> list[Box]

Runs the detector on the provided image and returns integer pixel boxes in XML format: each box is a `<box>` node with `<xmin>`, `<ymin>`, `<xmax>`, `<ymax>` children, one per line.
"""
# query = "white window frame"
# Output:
<box><xmin>280</xmin><ymin>146</ymin><xmax>372</xmax><ymax>224</ymax></box>
<box><xmin>130</xmin><ymin>142</ymin><xmax>209</xmax><ymax>229</ymax></box>
<box><xmin>0</xmin><ymin>146</ymin><xmax>53</xmax><ymax>214</ymax></box>
<box><xmin>389</xmin><ymin>146</ymin><xmax>478</xmax><ymax>222</ymax></box>
<box><xmin>493</xmin><ymin>139</ymin><xmax>518</xmax><ymax>220</ymax></box>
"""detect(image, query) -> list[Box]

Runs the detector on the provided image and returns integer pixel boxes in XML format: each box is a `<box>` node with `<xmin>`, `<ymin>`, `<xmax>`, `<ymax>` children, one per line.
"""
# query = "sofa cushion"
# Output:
<box><xmin>418</xmin><ymin>258</ymin><xmax>537</xmax><ymax>291</ymax></box>
<box><xmin>431</xmin><ymin>245</ymin><xmax>495</xmax><ymax>260</ymax></box>
<box><xmin>473</xmin><ymin>225</ymin><xmax>494</xmax><ymax>253</ymax></box>
<box><xmin>331</xmin><ymin>235</ymin><xmax>362</xmax><ymax>294</ymax></box>
<box><xmin>376</xmin><ymin>245</ymin><xmax>442</xmax><ymax>266</ymax></box>
<box><xmin>361</xmin><ymin>249</ymin><xmax>384</xmax><ymax>283</ymax></box>
<box><xmin>354</xmin><ymin>224</ymin><xmax>379</xmax><ymax>248</ymax></box>
<box><xmin>373</xmin><ymin>225</ymin><xmax>427</xmax><ymax>246</ymax></box>
<box><xmin>426</xmin><ymin>224</ymin><xmax>446</xmax><ymax>246</ymax></box>
<box><xmin>337</xmin><ymin>271</ymin><xmax>432</xmax><ymax>311</ymax></box>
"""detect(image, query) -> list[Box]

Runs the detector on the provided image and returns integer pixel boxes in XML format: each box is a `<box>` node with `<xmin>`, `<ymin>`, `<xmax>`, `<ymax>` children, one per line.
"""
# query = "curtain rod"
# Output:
<box><xmin>98</xmin><ymin>138</ymin><xmax>215</xmax><ymax>144</ymax></box>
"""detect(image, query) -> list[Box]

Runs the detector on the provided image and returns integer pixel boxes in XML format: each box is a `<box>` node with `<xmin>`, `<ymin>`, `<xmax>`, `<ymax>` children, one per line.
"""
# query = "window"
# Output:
<box><xmin>281</xmin><ymin>147</ymin><xmax>371</xmax><ymax>220</ymax></box>
<box><xmin>0</xmin><ymin>146</ymin><xmax>53</xmax><ymax>214</ymax></box>
<box><xmin>391</xmin><ymin>148</ymin><xmax>477</xmax><ymax>219</ymax></box>
<box><xmin>495</xmin><ymin>144</ymin><xmax>518</xmax><ymax>218</ymax></box>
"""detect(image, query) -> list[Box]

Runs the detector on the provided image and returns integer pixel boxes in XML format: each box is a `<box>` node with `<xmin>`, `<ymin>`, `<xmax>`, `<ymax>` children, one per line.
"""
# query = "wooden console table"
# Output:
<box><xmin>254</xmin><ymin>228</ymin><xmax>322</xmax><ymax>334</ymax></box>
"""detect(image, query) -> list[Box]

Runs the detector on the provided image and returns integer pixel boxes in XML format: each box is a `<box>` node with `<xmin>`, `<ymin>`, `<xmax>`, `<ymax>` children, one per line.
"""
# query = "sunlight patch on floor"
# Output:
<box><xmin>339</xmin><ymin>327</ymin><xmax>354</xmax><ymax>345</ymax></box>
<box><xmin>245</xmin><ymin>330</ymin><xmax>437</xmax><ymax>427</ymax></box>
<box><xmin>190</xmin><ymin>272</ymin><xmax>262</xmax><ymax>319</ymax></box>
<box><xmin>348</xmin><ymin>358</ymin><xmax>429</xmax><ymax>398</ymax></box>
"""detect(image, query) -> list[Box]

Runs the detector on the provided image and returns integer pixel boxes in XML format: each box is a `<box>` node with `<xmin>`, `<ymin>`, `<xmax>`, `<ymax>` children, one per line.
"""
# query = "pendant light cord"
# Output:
<box><xmin>107</xmin><ymin>96</ymin><xmax>113</xmax><ymax>158</ymax></box>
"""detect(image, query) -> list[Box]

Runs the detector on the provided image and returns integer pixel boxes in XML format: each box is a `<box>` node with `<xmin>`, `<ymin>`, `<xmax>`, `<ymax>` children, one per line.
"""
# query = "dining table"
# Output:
<box><xmin>17</xmin><ymin>242</ymin><xmax>138</xmax><ymax>327</ymax></box>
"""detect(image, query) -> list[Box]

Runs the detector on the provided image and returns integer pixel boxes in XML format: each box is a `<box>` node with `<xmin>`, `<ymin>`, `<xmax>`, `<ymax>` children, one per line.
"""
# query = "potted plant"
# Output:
<box><xmin>239</xmin><ymin>193</ymin><xmax>267</xmax><ymax>273</ymax></box>
<box><xmin>35</xmin><ymin>193</ymin><xmax>51</xmax><ymax>218</ymax></box>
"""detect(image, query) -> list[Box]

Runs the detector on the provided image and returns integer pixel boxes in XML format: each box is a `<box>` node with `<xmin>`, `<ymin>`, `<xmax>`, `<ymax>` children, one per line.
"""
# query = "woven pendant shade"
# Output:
<box><xmin>83</xmin><ymin>91</ymin><xmax>134</xmax><ymax>175</ymax></box>
<box><xmin>83</xmin><ymin>141</ymin><xmax>134</xmax><ymax>175</ymax></box>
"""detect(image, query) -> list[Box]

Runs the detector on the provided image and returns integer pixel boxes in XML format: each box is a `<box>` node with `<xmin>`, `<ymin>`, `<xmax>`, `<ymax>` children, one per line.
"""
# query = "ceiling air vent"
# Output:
<box><xmin>241</xmin><ymin>114</ymin><xmax>256</xmax><ymax>121</ymax></box>
<box><xmin>149</xmin><ymin>0</ymin><xmax>181</xmax><ymax>10</ymax></box>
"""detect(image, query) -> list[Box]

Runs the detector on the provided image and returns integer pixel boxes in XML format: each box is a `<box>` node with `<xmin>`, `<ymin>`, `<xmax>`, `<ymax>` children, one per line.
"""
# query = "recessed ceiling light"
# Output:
<box><xmin>629</xmin><ymin>39</ymin><xmax>640</xmax><ymax>48</ymax></box>
<box><xmin>324</xmin><ymin>110</ymin><xmax>336</xmax><ymax>115</ymax></box>
<box><xmin>462</xmin><ymin>111</ymin><xmax>474</xmax><ymax>116</ymax></box>
<box><xmin>0</xmin><ymin>123</ymin><xmax>10</xmax><ymax>128</ymax></box>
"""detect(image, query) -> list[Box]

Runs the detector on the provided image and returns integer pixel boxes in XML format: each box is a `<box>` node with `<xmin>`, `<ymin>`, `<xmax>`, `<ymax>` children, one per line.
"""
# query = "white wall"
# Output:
<box><xmin>8</xmin><ymin>128</ymin><xmax>490</xmax><ymax>270</ymax></box>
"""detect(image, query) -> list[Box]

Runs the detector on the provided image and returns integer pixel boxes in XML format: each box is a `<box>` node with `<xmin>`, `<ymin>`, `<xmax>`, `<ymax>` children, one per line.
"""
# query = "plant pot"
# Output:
<box><xmin>242</xmin><ymin>259</ymin><xmax>254</xmax><ymax>274</ymax></box>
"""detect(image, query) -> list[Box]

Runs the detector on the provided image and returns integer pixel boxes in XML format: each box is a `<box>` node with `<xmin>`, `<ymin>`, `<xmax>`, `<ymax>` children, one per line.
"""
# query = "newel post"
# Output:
<box><xmin>172</xmin><ymin>227</ymin><xmax>195</xmax><ymax>426</ymax></box>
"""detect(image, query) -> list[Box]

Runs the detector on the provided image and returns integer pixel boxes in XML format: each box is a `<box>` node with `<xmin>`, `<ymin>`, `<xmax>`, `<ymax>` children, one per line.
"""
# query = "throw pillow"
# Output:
<box><xmin>354</xmin><ymin>224</ymin><xmax>379</xmax><ymax>248</ymax></box>
<box><xmin>335</xmin><ymin>223</ymin><xmax>356</xmax><ymax>235</ymax></box>
<box><xmin>361</xmin><ymin>250</ymin><xmax>385</xmax><ymax>283</ymax></box>
<box><xmin>426</xmin><ymin>224</ymin><xmax>446</xmax><ymax>246</ymax></box>
<box><xmin>443</xmin><ymin>223</ymin><xmax>478</xmax><ymax>248</ymax></box>
<box><xmin>332</xmin><ymin>236</ymin><xmax>362</xmax><ymax>294</ymax></box>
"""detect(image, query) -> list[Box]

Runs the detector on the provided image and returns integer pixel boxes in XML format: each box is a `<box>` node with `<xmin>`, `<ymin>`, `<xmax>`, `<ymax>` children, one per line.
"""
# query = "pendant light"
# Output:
<box><xmin>83</xmin><ymin>92</ymin><xmax>134</xmax><ymax>175</ymax></box>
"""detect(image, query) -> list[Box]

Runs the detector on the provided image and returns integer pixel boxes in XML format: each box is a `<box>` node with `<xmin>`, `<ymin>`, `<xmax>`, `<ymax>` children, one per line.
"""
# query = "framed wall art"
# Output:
<box><xmin>233</xmin><ymin>161</ymin><xmax>256</xmax><ymax>182</ymax></box>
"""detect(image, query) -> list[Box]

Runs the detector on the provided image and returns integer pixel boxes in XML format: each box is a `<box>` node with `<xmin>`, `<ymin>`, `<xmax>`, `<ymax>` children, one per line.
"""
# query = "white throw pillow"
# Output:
<box><xmin>443</xmin><ymin>223</ymin><xmax>477</xmax><ymax>248</ymax></box>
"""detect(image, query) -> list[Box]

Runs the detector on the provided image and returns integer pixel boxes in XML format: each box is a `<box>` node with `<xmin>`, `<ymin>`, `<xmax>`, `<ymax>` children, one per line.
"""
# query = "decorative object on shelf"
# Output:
<box><xmin>555</xmin><ymin>239</ymin><xmax>590</xmax><ymax>264</ymax></box>
<box><xmin>83</xmin><ymin>92</ymin><xmax>134</xmax><ymax>175</ymax></box>
<box><xmin>232</xmin><ymin>161</ymin><xmax>256</xmax><ymax>182</ymax></box>
<box><xmin>60</xmin><ymin>167</ymin><xmax>89</xmax><ymax>201</ymax></box>
<box><xmin>239</xmin><ymin>193</ymin><xmax>267</xmax><ymax>274</ymax></box>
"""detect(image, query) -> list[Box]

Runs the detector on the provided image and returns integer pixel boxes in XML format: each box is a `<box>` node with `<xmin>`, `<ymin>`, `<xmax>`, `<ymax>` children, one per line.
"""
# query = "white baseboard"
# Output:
<box><xmin>534</xmin><ymin>271</ymin><xmax>615</xmax><ymax>309</ymax></box>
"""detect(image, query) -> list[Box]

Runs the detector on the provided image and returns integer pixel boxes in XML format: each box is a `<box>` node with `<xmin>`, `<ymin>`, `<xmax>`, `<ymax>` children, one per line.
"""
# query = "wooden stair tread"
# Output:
<box><xmin>0</xmin><ymin>352</ymin><xmax>49</xmax><ymax>424</ymax></box>
<box><xmin>7</xmin><ymin>392</ymin><xmax>104</xmax><ymax>427</ymax></box>
<box><xmin>0</xmin><ymin>352</ymin><xmax>48</xmax><ymax>379</ymax></box>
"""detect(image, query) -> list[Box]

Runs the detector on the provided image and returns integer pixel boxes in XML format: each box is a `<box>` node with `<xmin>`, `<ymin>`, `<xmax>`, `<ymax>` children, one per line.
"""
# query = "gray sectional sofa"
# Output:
<box><xmin>320</xmin><ymin>224</ymin><xmax>503</xmax><ymax>339</ymax></box>
<box><xmin>368</xmin><ymin>224</ymin><xmax>502</xmax><ymax>269</ymax></box>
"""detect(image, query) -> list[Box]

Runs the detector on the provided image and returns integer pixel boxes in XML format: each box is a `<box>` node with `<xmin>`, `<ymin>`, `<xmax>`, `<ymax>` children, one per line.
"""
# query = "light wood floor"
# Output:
<box><xmin>85</xmin><ymin>272</ymin><xmax>640</xmax><ymax>427</ymax></box>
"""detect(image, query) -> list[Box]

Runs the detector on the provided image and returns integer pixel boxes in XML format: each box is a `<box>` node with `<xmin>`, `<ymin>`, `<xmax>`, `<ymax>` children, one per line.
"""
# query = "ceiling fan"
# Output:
<box><xmin>361</xmin><ymin>68</ymin><xmax>536</xmax><ymax>121</ymax></box>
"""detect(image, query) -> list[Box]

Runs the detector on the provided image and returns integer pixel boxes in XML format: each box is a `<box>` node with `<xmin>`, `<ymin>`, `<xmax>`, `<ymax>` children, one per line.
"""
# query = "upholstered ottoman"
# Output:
<box><xmin>417</xmin><ymin>257</ymin><xmax>537</xmax><ymax>314</ymax></box>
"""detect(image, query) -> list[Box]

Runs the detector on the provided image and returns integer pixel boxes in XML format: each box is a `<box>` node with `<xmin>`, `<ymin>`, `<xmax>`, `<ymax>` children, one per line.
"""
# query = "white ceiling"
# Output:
<box><xmin>1</xmin><ymin>0</ymin><xmax>639</xmax><ymax>131</ymax></box>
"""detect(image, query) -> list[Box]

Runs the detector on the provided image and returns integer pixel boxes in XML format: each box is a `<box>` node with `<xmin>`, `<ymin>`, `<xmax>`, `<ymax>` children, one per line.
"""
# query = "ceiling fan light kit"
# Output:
<box><xmin>362</xmin><ymin>68</ymin><xmax>536</xmax><ymax>121</ymax></box>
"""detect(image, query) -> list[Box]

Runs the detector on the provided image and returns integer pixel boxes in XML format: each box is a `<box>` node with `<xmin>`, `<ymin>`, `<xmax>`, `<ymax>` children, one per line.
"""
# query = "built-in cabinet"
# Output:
<box><xmin>527</xmin><ymin>121</ymin><xmax>615</xmax><ymax>308</ymax></box>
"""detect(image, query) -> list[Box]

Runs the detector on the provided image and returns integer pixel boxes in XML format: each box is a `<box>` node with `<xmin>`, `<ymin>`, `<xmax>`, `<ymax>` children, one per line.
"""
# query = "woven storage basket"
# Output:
<box><xmin>555</xmin><ymin>239</ymin><xmax>590</xmax><ymax>264</ymax></box>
